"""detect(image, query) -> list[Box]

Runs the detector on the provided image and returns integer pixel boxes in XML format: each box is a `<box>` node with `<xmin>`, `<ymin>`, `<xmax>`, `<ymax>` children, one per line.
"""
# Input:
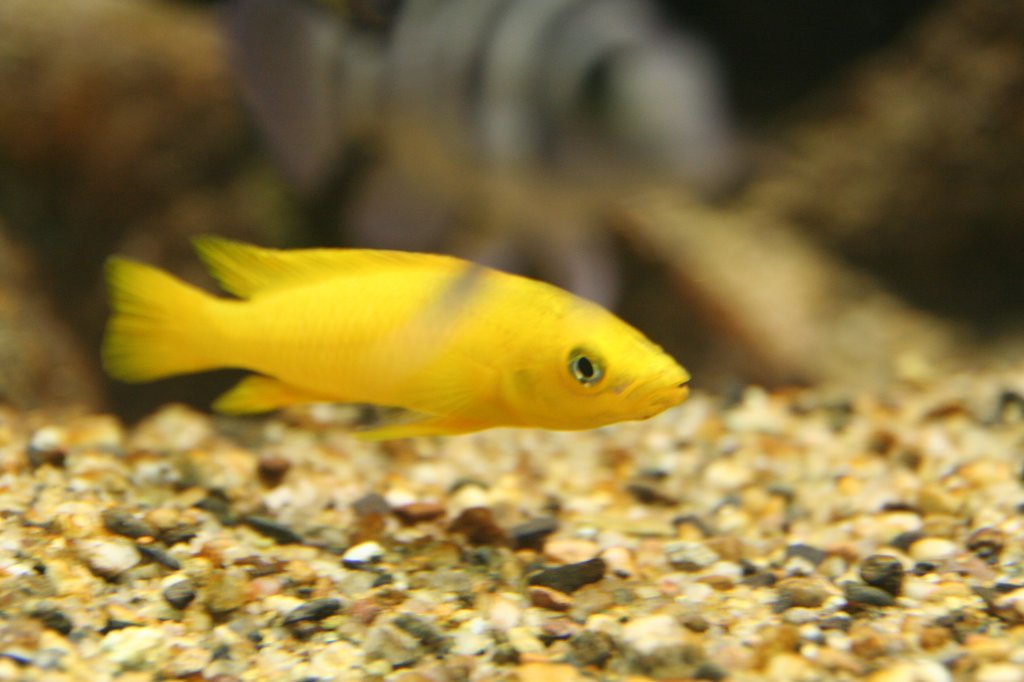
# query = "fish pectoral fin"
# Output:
<box><xmin>212</xmin><ymin>375</ymin><xmax>330</xmax><ymax>414</ymax></box>
<box><xmin>355</xmin><ymin>413</ymin><xmax>491</xmax><ymax>441</ymax></box>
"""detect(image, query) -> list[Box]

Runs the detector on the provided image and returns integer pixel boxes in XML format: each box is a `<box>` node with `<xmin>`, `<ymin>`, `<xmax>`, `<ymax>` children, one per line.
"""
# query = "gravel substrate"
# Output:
<box><xmin>2</xmin><ymin>367</ymin><xmax>1024</xmax><ymax>681</ymax></box>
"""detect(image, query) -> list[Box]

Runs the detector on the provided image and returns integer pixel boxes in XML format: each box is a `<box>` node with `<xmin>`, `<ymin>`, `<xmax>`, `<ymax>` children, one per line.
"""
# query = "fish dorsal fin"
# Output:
<box><xmin>192</xmin><ymin>235</ymin><xmax>461</xmax><ymax>298</ymax></box>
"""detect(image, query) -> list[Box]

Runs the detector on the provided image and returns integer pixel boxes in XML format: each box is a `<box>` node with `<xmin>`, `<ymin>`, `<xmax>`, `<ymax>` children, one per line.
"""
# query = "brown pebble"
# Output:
<box><xmin>528</xmin><ymin>585</ymin><xmax>573</xmax><ymax>612</ymax></box>
<box><xmin>448</xmin><ymin>507</ymin><xmax>508</xmax><ymax>546</ymax></box>
<box><xmin>858</xmin><ymin>554</ymin><xmax>904</xmax><ymax>595</ymax></box>
<box><xmin>849</xmin><ymin>622</ymin><xmax>888</xmax><ymax>659</ymax></box>
<box><xmin>393</xmin><ymin>501</ymin><xmax>446</xmax><ymax>525</ymax></box>
<box><xmin>204</xmin><ymin>569</ymin><xmax>247</xmax><ymax>616</ymax></box>
<box><xmin>257</xmin><ymin>453</ymin><xmax>291</xmax><ymax>487</ymax></box>
<box><xmin>919</xmin><ymin>625</ymin><xmax>951</xmax><ymax>650</ymax></box>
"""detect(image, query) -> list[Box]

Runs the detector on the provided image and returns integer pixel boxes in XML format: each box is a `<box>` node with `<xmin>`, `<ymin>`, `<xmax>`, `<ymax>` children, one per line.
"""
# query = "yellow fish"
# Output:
<box><xmin>102</xmin><ymin>237</ymin><xmax>690</xmax><ymax>439</ymax></box>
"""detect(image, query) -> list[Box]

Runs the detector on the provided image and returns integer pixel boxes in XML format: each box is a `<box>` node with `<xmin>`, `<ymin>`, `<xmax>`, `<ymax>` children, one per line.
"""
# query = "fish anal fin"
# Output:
<box><xmin>213</xmin><ymin>375</ymin><xmax>330</xmax><ymax>414</ymax></box>
<box><xmin>192</xmin><ymin>235</ymin><xmax>461</xmax><ymax>299</ymax></box>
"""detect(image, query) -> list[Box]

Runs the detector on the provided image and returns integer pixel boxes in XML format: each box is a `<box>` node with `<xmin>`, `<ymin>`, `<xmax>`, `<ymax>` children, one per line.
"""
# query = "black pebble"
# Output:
<box><xmin>785</xmin><ymin>543</ymin><xmax>827</xmax><ymax>567</ymax></box>
<box><xmin>843</xmin><ymin>581</ymin><xmax>896</xmax><ymax>607</ymax></box>
<box><xmin>508</xmin><ymin>517</ymin><xmax>558</xmax><ymax>551</ymax></box>
<box><xmin>102</xmin><ymin>508</ymin><xmax>157</xmax><ymax>539</ymax></box>
<box><xmin>243</xmin><ymin>515</ymin><xmax>304</xmax><ymax>544</ymax></box>
<box><xmin>392</xmin><ymin>613</ymin><xmax>451</xmax><ymax>654</ymax></box>
<box><xmin>528</xmin><ymin>557</ymin><xmax>606</xmax><ymax>594</ymax></box>
<box><xmin>30</xmin><ymin>605</ymin><xmax>73</xmax><ymax>635</ymax></box>
<box><xmin>163</xmin><ymin>579</ymin><xmax>197</xmax><ymax>610</ymax></box>
<box><xmin>137</xmin><ymin>544</ymin><xmax>181</xmax><ymax>571</ymax></box>
<box><xmin>858</xmin><ymin>554</ymin><xmax>904</xmax><ymax>595</ymax></box>
<box><xmin>283</xmin><ymin>597</ymin><xmax>342</xmax><ymax>625</ymax></box>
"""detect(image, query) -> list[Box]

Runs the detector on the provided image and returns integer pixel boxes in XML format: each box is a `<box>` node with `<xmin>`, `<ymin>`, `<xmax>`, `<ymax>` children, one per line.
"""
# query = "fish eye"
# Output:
<box><xmin>568</xmin><ymin>349</ymin><xmax>604</xmax><ymax>387</ymax></box>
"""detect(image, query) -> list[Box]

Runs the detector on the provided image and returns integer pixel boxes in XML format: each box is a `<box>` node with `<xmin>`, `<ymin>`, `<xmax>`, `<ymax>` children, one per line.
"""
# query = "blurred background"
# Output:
<box><xmin>0</xmin><ymin>0</ymin><xmax>1021</xmax><ymax>420</ymax></box>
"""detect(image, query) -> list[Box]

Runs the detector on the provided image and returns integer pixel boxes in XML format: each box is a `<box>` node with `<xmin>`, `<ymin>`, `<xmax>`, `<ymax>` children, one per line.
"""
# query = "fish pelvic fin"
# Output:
<box><xmin>212</xmin><ymin>375</ymin><xmax>330</xmax><ymax>414</ymax></box>
<box><xmin>356</xmin><ymin>414</ymin><xmax>492</xmax><ymax>441</ymax></box>
<box><xmin>102</xmin><ymin>257</ymin><xmax>221</xmax><ymax>382</ymax></box>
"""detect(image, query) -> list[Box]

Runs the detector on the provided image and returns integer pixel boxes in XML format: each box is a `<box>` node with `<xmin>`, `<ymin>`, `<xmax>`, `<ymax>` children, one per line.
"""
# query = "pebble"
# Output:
<box><xmin>909</xmin><ymin>537</ymin><xmax>958</xmax><ymax>562</ymax></box>
<box><xmin>976</xmin><ymin>662</ymin><xmax>1024</xmax><ymax>682</ymax></box>
<box><xmin>283</xmin><ymin>597</ymin><xmax>342</xmax><ymax>625</ymax></box>
<box><xmin>508</xmin><ymin>517</ymin><xmax>559</xmax><ymax>550</ymax></box>
<box><xmin>242</xmin><ymin>515</ymin><xmax>304</xmax><ymax>544</ymax></box>
<box><xmin>162</xmin><ymin>579</ymin><xmax>196</xmax><ymax>610</ymax></box>
<box><xmin>858</xmin><ymin>554</ymin><xmax>905</xmax><ymax>595</ymax></box>
<box><xmin>74</xmin><ymin>538</ymin><xmax>141</xmax><ymax>578</ymax></box>
<box><xmin>100</xmin><ymin>626</ymin><xmax>166</xmax><ymax>669</ymax></box>
<box><xmin>527</xmin><ymin>558</ymin><xmax>606</xmax><ymax>594</ymax></box>
<box><xmin>775</xmin><ymin>576</ymin><xmax>831</xmax><ymax>609</ymax></box>
<box><xmin>543</xmin><ymin>538</ymin><xmax>600</xmax><ymax>565</ymax></box>
<box><xmin>528</xmin><ymin>585</ymin><xmax>573</xmax><ymax>612</ymax></box>
<box><xmin>101</xmin><ymin>507</ymin><xmax>157</xmax><ymax>539</ymax></box>
<box><xmin>843</xmin><ymin>582</ymin><xmax>897</xmax><ymax>607</ymax></box>
<box><xmin>342</xmin><ymin>541</ymin><xmax>385</xmax><ymax>567</ymax></box>
<box><xmin>664</xmin><ymin>541</ymin><xmax>720</xmax><ymax>571</ymax></box>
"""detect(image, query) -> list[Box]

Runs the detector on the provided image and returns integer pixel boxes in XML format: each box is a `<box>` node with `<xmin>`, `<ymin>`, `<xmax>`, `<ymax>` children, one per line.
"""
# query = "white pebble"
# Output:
<box><xmin>76</xmin><ymin>539</ymin><xmax>141</xmax><ymax>578</ymax></box>
<box><xmin>342</xmin><ymin>541</ymin><xmax>384</xmax><ymax>566</ymax></box>
<box><xmin>909</xmin><ymin>537</ymin><xmax>958</xmax><ymax>562</ymax></box>
<box><xmin>101</xmin><ymin>626</ymin><xmax>165</xmax><ymax>669</ymax></box>
<box><xmin>976</xmin><ymin>663</ymin><xmax>1024</xmax><ymax>682</ymax></box>
<box><xmin>621</xmin><ymin>614</ymin><xmax>684</xmax><ymax>655</ymax></box>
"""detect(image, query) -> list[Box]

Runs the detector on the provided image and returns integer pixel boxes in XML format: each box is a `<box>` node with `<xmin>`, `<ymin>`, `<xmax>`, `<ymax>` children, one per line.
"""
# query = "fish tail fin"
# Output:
<box><xmin>102</xmin><ymin>257</ymin><xmax>222</xmax><ymax>382</ymax></box>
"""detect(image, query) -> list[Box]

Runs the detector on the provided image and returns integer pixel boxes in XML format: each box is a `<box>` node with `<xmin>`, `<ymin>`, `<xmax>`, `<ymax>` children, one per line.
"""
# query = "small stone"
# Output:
<box><xmin>352</xmin><ymin>493</ymin><xmax>391</xmax><ymax>517</ymax></box>
<box><xmin>100</xmin><ymin>626</ymin><xmax>166</xmax><ymax>669</ymax></box>
<box><xmin>204</xmin><ymin>569</ymin><xmax>247</xmax><ymax>616</ymax></box>
<box><xmin>137</xmin><ymin>544</ymin><xmax>181</xmax><ymax>570</ymax></box>
<box><xmin>363</xmin><ymin>621</ymin><xmax>424</xmax><ymax>668</ymax></box>
<box><xmin>393</xmin><ymin>501</ymin><xmax>446</xmax><ymax>525</ymax></box>
<box><xmin>858</xmin><ymin>554</ymin><xmax>904</xmax><ymax>595</ymax></box>
<box><xmin>448</xmin><ymin>507</ymin><xmax>508</xmax><ymax>546</ymax></box>
<box><xmin>620</xmin><ymin>613</ymin><xmax>685</xmax><ymax>654</ymax></box>
<box><xmin>600</xmin><ymin>546</ymin><xmax>637</xmax><ymax>578</ymax></box>
<box><xmin>775</xmin><ymin>577</ymin><xmax>830</xmax><ymax>609</ymax></box>
<box><xmin>544</xmin><ymin>539</ymin><xmax>600</xmax><ymax>565</ymax></box>
<box><xmin>569</xmin><ymin>629</ymin><xmax>616</xmax><ymax>667</ymax></box>
<box><xmin>283</xmin><ymin>597</ymin><xmax>342</xmax><ymax>625</ymax></box>
<box><xmin>665</xmin><ymin>541</ymin><xmax>720</xmax><ymax>571</ymax></box>
<box><xmin>909</xmin><ymin>537</ymin><xmax>957</xmax><ymax>562</ymax></box>
<box><xmin>28</xmin><ymin>605</ymin><xmax>72</xmax><ymax>635</ymax></box>
<box><xmin>843</xmin><ymin>582</ymin><xmax>896</xmax><ymax>607</ymax></box>
<box><xmin>162</xmin><ymin>579</ymin><xmax>196</xmax><ymax>610</ymax></box>
<box><xmin>528</xmin><ymin>558</ymin><xmax>605</xmax><ymax>594</ymax></box>
<box><xmin>516</xmin><ymin>663</ymin><xmax>582</xmax><ymax>682</ymax></box>
<box><xmin>256</xmin><ymin>453</ymin><xmax>291</xmax><ymax>487</ymax></box>
<box><xmin>75</xmin><ymin>539</ymin><xmax>141</xmax><ymax>579</ymax></box>
<box><xmin>785</xmin><ymin>543</ymin><xmax>828</xmax><ymax>567</ymax></box>
<box><xmin>528</xmin><ymin>585</ymin><xmax>573</xmax><ymax>612</ymax></box>
<box><xmin>966</xmin><ymin>527</ymin><xmax>1006</xmax><ymax>563</ymax></box>
<box><xmin>342</xmin><ymin>541</ymin><xmax>385</xmax><ymax>567</ymax></box>
<box><xmin>508</xmin><ymin>517</ymin><xmax>558</xmax><ymax>551</ymax></box>
<box><xmin>102</xmin><ymin>508</ymin><xmax>157</xmax><ymax>539</ymax></box>
<box><xmin>976</xmin><ymin>662</ymin><xmax>1024</xmax><ymax>682</ymax></box>
<box><xmin>242</xmin><ymin>515</ymin><xmax>304</xmax><ymax>544</ymax></box>
<box><xmin>392</xmin><ymin>614</ymin><xmax>450</xmax><ymax>654</ymax></box>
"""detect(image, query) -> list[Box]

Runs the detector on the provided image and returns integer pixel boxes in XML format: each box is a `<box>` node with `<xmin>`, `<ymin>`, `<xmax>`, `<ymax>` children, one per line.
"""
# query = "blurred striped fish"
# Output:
<box><xmin>217</xmin><ymin>0</ymin><xmax>743</xmax><ymax>303</ymax></box>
